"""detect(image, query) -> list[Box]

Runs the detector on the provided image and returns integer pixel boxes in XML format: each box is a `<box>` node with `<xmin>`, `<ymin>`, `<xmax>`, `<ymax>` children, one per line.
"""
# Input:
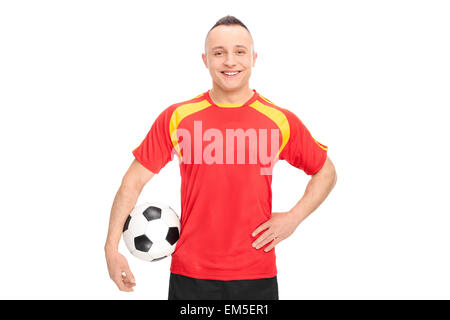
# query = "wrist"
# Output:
<box><xmin>288</xmin><ymin>208</ymin><xmax>304</xmax><ymax>226</ymax></box>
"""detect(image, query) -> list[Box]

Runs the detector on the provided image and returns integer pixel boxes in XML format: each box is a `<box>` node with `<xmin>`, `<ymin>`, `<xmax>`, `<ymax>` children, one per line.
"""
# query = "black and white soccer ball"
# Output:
<box><xmin>122</xmin><ymin>202</ymin><xmax>180</xmax><ymax>262</ymax></box>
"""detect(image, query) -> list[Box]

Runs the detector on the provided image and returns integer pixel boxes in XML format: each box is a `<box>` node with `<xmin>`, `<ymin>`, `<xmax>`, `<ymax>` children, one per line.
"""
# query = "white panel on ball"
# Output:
<box><xmin>161</xmin><ymin>207</ymin><xmax>180</xmax><ymax>227</ymax></box>
<box><xmin>128</xmin><ymin>214</ymin><xmax>148</xmax><ymax>236</ymax></box>
<box><xmin>123</xmin><ymin>230</ymin><xmax>135</xmax><ymax>252</ymax></box>
<box><xmin>145</xmin><ymin>219</ymin><xmax>169</xmax><ymax>243</ymax></box>
<box><xmin>149</xmin><ymin>241</ymin><xmax>173</xmax><ymax>259</ymax></box>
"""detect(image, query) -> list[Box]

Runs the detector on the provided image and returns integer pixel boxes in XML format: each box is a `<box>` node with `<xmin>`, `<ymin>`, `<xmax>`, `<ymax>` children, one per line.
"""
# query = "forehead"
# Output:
<box><xmin>206</xmin><ymin>25</ymin><xmax>252</xmax><ymax>50</ymax></box>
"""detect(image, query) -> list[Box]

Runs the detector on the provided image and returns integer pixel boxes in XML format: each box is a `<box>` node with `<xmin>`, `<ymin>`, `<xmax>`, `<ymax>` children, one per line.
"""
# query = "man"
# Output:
<box><xmin>105</xmin><ymin>15</ymin><xmax>337</xmax><ymax>300</ymax></box>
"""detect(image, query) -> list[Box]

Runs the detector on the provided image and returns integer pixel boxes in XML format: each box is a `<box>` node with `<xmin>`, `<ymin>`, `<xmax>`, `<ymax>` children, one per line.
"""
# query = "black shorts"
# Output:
<box><xmin>168</xmin><ymin>272</ymin><xmax>279</xmax><ymax>300</ymax></box>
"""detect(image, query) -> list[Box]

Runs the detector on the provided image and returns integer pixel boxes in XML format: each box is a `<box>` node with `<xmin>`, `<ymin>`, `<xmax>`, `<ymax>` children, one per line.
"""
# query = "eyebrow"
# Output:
<box><xmin>211</xmin><ymin>45</ymin><xmax>248</xmax><ymax>50</ymax></box>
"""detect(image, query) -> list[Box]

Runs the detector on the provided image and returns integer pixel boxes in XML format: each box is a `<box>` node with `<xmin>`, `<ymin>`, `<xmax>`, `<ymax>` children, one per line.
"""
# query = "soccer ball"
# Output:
<box><xmin>122</xmin><ymin>202</ymin><xmax>180</xmax><ymax>262</ymax></box>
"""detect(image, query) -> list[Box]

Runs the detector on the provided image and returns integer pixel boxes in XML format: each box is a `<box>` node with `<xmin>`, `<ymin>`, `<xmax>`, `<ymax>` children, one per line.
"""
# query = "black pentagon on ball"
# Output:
<box><xmin>142</xmin><ymin>206</ymin><xmax>162</xmax><ymax>221</ymax></box>
<box><xmin>123</xmin><ymin>215</ymin><xmax>131</xmax><ymax>232</ymax></box>
<box><xmin>134</xmin><ymin>235</ymin><xmax>153</xmax><ymax>252</ymax></box>
<box><xmin>166</xmin><ymin>227</ymin><xmax>180</xmax><ymax>245</ymax></box>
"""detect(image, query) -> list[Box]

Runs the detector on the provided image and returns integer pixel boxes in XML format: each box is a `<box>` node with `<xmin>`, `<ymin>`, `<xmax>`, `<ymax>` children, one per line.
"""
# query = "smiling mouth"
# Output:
<box><xmin>221</xmin><ymin>71</ymin><xmax>241</xmax><ymax>78</ymax></box>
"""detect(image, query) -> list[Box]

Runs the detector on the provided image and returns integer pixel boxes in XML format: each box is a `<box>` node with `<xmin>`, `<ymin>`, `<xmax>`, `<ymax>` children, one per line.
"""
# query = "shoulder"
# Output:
<box><xmin>161</xmin><ymin>91</ymin><xmax>209</xmax><ymax>116</ymax></box>
<box><xmin>172</xmin><ymin>92</ymin><xmax>207</xmax><ymax>108</ymax></box>
<box><xmin>154</xmin><ymin>92</ymin><xmax>208</xmax><ymax>121</ymax></box>
<box><xmin>254</xmin><ymin>92</ymin><xmax>301</xmax><ymax>124</ymax></box>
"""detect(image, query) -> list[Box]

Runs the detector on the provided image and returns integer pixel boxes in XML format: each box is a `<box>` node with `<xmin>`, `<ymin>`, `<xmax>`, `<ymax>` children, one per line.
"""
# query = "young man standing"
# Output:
<box><xmin>105</xmin><ymin>15</ymin><xmax>337</xmax><ymax>300</ymax></box>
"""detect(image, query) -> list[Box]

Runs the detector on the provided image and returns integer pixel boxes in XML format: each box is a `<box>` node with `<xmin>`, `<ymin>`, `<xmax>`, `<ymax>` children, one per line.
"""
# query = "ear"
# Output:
<box><xmin>252</xmin><ymin>51</ymin><xmax>257</xmax><ymax>67</ymax></box>
<box><xmin>202</xmin><ymin>53</ymin><xmax>208</xmax><ymax>68</ymax></box>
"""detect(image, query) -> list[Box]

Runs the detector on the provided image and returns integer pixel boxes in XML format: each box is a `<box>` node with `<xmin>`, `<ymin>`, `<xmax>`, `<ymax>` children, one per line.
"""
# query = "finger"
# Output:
<box><xmin>264</xmin><ymin>238</ymin><xmax>281</xmax><ymax>252</ymax></box>
<box><xmin>122</xmin><ymin>269</ymin><xmax>136</xmax><ymax>284</ymax></box>
<box><xmin>114</xmin><ymin>276</ymin><xmax>133</xmax><ymax>292</ymax></box>
<box><xmin>123</xmin><ymin>281</ymin><xmax>136</xmax><ymax>288</ymax></box>
<box><xmin>121</xmin><ymin>275</ymin><xmax>133</xmax><ymax>285</ymax></box>
<box><xmin>251</xmin><ymin>221</ymin><xmax>271</xmax><ymax>237</ymax></box>
<box><xmin>253</xmin><ymin>230</ymin><xmax>275</xmax><ymax>249</ymax></box>
<box><xmin>116</xmin><ymin>274</ymin><xmax>133</xmax><ymax>292</ymax></box>
<box><xmin>122</xmin><ymin>276</ymin><xmax>136</xmax><ymax>287</ymax></box>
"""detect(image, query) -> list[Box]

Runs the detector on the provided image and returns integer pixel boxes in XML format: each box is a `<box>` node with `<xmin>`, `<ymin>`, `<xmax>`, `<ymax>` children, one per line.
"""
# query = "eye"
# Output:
<box><xmin>237</xmin><ymin>50</ymin><xmax>245</xmax><ymax>54</ymax></box>
<box><xmin>214</xmin><ymin>52</ymin><xmax>223</xmax><ymax>56</ymax></box>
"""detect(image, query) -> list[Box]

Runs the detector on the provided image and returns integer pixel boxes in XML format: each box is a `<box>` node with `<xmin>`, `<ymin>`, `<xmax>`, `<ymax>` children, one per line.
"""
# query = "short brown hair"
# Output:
<box><xmin>205</xmin><ymin>15</ymin><xmax>254</xmax><ymax>54</ymax></box>
<box><xmin>209</xmin><ymin>15</ymin><xmax>250</xmax><ymax>33</ymax></box>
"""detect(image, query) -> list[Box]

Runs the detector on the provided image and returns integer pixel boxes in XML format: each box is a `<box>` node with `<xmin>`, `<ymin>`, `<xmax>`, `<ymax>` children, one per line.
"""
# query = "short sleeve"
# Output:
<box><xmin>132</xmin><ymin>107</ymin><xmax>175</xmax><ymax>174</ymax></box>
<box><xmin>279</xmin><ymin>109</ymin><xmax>328</xmax><ymax>175</ymax></box>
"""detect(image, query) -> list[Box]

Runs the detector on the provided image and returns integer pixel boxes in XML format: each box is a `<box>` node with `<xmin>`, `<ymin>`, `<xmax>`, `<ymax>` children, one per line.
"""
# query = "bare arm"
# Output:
<box><xmin>251</xmin><ymin>156</ymin><xmax>337</xmax><ymax>252</ymax></box>
<box><xmin>289</xmin><ymin>156</ymin><xmax>337</xmax><ymax>225</ymax></box>
<box><xmin>104</xmin><ymin>159</ymin><xmax>156</xmax><ymax>292</ymax></box>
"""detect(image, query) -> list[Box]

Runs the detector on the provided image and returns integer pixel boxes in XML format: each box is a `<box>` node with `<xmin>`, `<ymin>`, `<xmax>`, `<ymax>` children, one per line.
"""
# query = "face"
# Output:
<box><xmin>202</xmin><ymin>25</ymin><xmax>257</xmax><ymax>91</ymax></box>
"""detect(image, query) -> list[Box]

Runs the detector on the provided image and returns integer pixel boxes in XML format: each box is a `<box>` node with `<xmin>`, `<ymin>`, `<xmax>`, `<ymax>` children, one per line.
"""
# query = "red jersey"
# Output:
<box><xmin>132</xmin><ymin>89</ymin><xmax>328</xmax><ymax>280</ymax></box>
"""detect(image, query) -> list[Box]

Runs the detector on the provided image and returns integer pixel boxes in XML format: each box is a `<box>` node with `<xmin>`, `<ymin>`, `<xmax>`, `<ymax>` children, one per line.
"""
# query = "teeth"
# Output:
<box><xmin>224</xmin><ymin>72</ymin><xmax>239</xmax><ymax>75</ymax></box>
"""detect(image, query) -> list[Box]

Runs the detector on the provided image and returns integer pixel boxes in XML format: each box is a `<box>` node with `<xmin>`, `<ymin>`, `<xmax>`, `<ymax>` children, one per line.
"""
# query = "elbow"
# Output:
<box><xmin>327</xmin><ymin>160</ymin><xmax>337</xmax><ymax>187</ymax></box>
<box><xmin>331</xmin><ymin>170</ymin><xmax>337</xmax><ymax>187</ymax></box>
<box><xmin>314</xmin><ymin>156</ymin><xmax>337</xmax><ymax>187</ymax></box>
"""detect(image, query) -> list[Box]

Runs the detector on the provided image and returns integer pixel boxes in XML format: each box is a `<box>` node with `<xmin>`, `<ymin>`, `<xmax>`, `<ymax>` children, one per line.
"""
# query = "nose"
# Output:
<box><xmin>224</xmin><ymin>54</ymin><xmax>237</xmax><ymax>67</ymax></box>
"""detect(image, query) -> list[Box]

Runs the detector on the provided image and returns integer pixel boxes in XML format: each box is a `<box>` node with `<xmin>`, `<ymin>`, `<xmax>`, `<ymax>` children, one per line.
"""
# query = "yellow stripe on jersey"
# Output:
<box><xmin>216</xmin><ymin>103</ymin><xmax>242</xmax><ymax>108</ymax></box>
<box><xmin>259</xmin><ymin>94</ymin><xmax>328</xmax><ymax>153</ymax></box>
<box><xmin>249</xmin><ymin>100</ymin><xmax>290</xmax><ymax>160</ymax></box>
<box><xmin>258</xmin><ymin>94</ymin><xmax>276</xmax><ymax>105</ymax></box>
<box><xmin>314</xmin><ymin>138</ymin><xmax>328</xmax><ymax>151</ymax></box>
<box><xmin>191</xmin><ymin>93</ymin><xmax>204</xmax><ymax>100</ymax></box>
<box><xmin>169</xmin><ymin>99</ymin><xmax>212</xmax><ymax>161</ymax></box>
<box><xmin>133</xmin><ymin>94</ymin><xmax>207</xmax><ymax>153</ymax></box>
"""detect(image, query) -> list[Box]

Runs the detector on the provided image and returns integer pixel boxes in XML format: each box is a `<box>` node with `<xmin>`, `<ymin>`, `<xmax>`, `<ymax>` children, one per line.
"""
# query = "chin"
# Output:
<box><xmin>212</xmin><ymin>80</ymin><xmax>236</xmax><ymax>90</ymax></box>
<box><xmin>222</xmin><ymin>84</ymin><xmax>244</xmax><ymax>92</ymax></box>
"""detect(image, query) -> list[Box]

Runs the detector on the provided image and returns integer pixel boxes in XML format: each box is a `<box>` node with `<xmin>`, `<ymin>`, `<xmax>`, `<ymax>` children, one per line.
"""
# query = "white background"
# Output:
<box><xmin>1</xmin><ymin>0</ymin><xmax>449</xmax><ymax>299</ymax></box>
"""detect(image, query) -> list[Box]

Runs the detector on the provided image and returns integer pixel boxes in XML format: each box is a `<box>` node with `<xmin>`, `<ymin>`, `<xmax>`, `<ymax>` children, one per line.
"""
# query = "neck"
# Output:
<box><xmin>209</xmin><ymin>85</ymin><xmax>254</xmax><ymax>105</ymax></box>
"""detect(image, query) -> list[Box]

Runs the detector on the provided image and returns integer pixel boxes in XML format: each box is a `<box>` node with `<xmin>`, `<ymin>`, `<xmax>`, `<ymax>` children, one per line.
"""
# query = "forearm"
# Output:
<box><xmin>104</xmin><ymin>184</ymin><xmax>141</xmax><ymax>253</ymax></box>
<box><xmin>288</xmin><ymin>168</ymin><xmax>337</xmax><ymax>226</ymax></box>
